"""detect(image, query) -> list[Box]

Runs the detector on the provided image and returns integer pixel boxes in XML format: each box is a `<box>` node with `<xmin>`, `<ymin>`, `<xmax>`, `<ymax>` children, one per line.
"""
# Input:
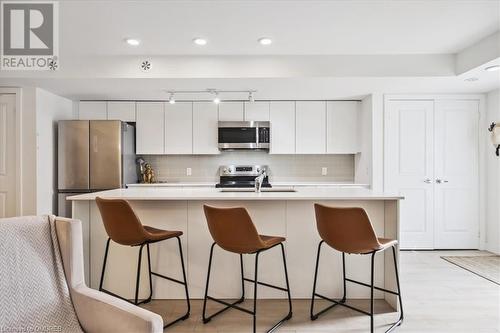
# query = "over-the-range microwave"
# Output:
<box><xmin>218</xmin><ymin>121</ymin><xmax>270</xmax><ymax>150</ymax></box>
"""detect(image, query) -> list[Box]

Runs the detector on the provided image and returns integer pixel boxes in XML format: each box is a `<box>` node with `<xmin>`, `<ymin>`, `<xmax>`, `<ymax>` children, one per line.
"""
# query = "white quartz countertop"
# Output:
<box><xmin>126</xmin><ymin>182</ymin><xmax>369</xmax><ymax>188</ymax></box>
<box><xmin>68</xmin><ymin>187</ymin><xmax>403</xmax><ymax>201</ymax></box>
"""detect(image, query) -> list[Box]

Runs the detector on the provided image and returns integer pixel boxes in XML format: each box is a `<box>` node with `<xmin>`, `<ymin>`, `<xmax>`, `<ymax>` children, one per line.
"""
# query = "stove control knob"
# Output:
<box><xmin>223</xmin><ymin>168</ymin><xmax>228</xmax><ymax>173</ymax></box>
<box><xmin>256</xmin><ymin>167</ymin><xmax>260</xmax><ymax>172</ymax></box>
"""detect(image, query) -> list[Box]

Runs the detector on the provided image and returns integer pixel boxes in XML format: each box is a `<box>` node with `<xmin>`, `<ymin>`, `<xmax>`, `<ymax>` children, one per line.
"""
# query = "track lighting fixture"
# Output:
<box><xmin>164</xmin><ymin>89</ymin><xmax>257</xmax><ymax>103</ymax></box>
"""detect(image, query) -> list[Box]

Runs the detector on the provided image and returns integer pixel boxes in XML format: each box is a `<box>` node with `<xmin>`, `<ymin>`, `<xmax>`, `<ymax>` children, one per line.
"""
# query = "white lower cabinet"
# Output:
<box><xmin>270</xmin><ymin>101</ymin><xmax>296</xmax><ymax>154</ymax></box>
<box><xmin>385</xmin><ymin>98</ymin><xmax>479</xmax><ymax>249</ymax></box>
<box><xmin>327</xmin><ymin>101</ymin><xmax>360</xmax><ymax>153</ymax></box>
<box><xmin>136</xmin><ymin>102</ymin><xmax>165</xmax><ymax>154</ymax></box>
<box><xmin>296</xmin><ymin>101</ymin><xmax>326</xmax><ymax>154</ymax></box>
<box><xmin>193</xmin><ymin>102</ymin><xmax>219</xmax><ymax>154</ymax></box>
<box><xmin>165</xmin><ymin>102</ymin><xmax>193</xmax><ymax>154</ymax></box>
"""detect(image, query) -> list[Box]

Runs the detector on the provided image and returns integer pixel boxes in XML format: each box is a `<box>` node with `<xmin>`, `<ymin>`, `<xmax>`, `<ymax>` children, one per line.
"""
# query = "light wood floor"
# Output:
<box><xmin>141</xmin><ymin>251</ymin><xmax>500</xmax><ymax>333</ymax></box>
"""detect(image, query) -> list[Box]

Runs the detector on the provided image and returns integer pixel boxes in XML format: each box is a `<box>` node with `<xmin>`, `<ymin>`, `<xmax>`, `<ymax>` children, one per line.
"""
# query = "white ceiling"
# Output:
<box><xmin>1</xmin><ymin>0</ymin><xmax>499</xmax><ymax>100</ymax></box>
<box><xmin>60</xmin><ymin>0</ymin><xmax>499</xmax><ymax>56</ymax></box>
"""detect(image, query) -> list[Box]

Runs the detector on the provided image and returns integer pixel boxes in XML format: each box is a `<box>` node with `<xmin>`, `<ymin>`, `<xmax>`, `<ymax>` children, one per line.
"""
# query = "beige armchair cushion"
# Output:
<box><xmin>54</xmin><ymin>216</ymin><xmax>164</xmax><ymax>333</ymax></box>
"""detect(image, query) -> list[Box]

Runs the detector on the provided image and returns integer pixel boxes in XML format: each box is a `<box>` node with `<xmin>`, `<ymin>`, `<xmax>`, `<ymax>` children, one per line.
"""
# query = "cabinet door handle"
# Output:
<box><xmin>424</xmin><ymin>179</ymin><xmax>432</xmax><ymax>183</ymax></box>
<box><xmin>436</xmin><ymin>179</ymin><xmax>449</xmax><ymax>184</ymax></box>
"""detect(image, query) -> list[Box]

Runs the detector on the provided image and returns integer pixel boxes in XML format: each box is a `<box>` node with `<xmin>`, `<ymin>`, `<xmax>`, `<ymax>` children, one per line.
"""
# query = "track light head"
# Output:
<box><xmin>167</xmin><ymin>92</ymin><xmax>176</xmax><ymax>104</ymax></box>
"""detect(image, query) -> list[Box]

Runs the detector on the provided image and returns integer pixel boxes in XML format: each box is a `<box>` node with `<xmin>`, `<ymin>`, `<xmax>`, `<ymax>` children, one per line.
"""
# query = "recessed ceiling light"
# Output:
<box><xmin>464</xmin><ymin>77</ymin><xmax>479</xmax><ymax>82</ymax></box>
<box><xmin>125</xmin><ymin>38</ymin><xmax>140</xmax><ymax>46</ymax></box>
<box><xmin>258</xmin><ymin>37</ymin><xmax>272</xmax><ymax>45</ymax></box>
<box><xmin>485</xmin><ymin>65</ymin><xmax>500</xmax><ymax>72</ymax></box>
<box><xmin>193</xmin><ymin>38</ymin><xmax>207</xmax><ymax>46</ymax></box>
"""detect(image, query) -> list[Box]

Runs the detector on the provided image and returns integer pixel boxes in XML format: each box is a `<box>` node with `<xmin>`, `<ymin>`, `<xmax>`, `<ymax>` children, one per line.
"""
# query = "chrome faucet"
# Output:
<box><xmin>254</xmin><ymin>170</ymin><xmax>267</xmax><ymax>193</ymax></box>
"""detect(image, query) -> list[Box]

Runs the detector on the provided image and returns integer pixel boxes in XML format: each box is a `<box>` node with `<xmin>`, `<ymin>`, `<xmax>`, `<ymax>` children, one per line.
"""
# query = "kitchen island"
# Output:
<box><xmin>69</xmin><ymin>187</ymin><xmax>402</xmax><ymax>308</ymax></box>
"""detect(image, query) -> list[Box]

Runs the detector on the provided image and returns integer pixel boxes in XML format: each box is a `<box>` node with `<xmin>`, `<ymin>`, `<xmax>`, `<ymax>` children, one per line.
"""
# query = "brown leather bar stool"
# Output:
<box><xmin>202</xmin><ymin>205</ymin><xmax>293</xmax><ymax>333</ymax></box>
<box><xmin>310</xmin><ymin>204</ymin><xmax>403</xmax><ymax>333</ymax></box>
<box><xmin>96</xmin><ymin>197</ymin><xmax>190</xmax><ymax>329</ymax></box>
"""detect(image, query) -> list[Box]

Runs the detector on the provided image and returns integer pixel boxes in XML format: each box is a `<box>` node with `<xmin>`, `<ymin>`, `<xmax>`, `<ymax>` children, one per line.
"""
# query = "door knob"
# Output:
<box><xmin>424</xmin><ymin>179</ymin><xmax>432</xmax><ymax>183</ymax></box>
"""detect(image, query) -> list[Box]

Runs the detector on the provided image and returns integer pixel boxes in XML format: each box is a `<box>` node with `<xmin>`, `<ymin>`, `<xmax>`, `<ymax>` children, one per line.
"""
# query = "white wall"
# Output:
<box><xmin>371</xmin><ymin>93</ymin><xmax>384</xmax><ymax>191</ymax></box>
<box><xmin>355</xmin><ymin>95</ymin><xmax>373</xmax><ymax>185</ymax></box>
<box><xmin>485</xmin><ymin>88</ymin><xmax>500</xmax><ymax>254</ymax></box>
<box><xmin>35</xmin><ymin>89</ymin><xmax>74</xmax><ymax>215</ymax></box>
<box><xmin>19</xmin><ymin>87</ymin><xmax>73</xmax><ymax>215</ymax></box>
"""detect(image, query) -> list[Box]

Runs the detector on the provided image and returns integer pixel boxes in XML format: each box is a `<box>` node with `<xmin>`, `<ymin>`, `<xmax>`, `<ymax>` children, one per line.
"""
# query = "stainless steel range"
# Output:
<box><xmin>215</xmin><ymin>165</ymin><xmax>271</xmax><ymax>188</ymax></box>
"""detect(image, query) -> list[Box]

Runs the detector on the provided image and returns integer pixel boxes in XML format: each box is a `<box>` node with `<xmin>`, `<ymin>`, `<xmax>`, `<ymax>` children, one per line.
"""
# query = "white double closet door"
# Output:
<box><xmin>385</xmin><ymin>99</ymin><xmax>479</xmax><ymax>249</ymax></box>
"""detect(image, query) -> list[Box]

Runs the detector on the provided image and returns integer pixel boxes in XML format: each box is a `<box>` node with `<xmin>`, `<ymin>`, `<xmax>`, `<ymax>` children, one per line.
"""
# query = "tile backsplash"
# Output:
<box><xmin>142</xmin><ymin>153</ymin><xmax>355</xmax><ymax>183</ymax></box>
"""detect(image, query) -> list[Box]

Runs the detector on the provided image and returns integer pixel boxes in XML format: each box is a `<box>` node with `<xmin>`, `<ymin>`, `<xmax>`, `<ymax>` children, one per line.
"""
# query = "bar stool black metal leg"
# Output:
<box><xmin>252</xmin><ymin>251</ymin><xmax>260</xmax><ymax>333</ymax></box>
<box><xmin>134</xmin><ymin>244</ymin><xmax>145</xmax><ymax>305</ymax></box>
<box><xmin>310</xmin><ymin>240</ymin><xmax>324</xmax><ymax>320</ymax></box>
<box><xmin>280</xmin><ymin>243</ymin><xmax>293</xmax><ymax>320</ymax></box>
<box><xmin>177</xmin><ymin>236</ymin><xmax>191</xmax><ymax>320</ymax></box>
<box><xmin>240</xmin><ymin>254</ymin><xmax>245</xmax><ymax>302</ymax></box>
<box><xmin>202</xmin><ymin>243</ymin><xmax>216</xmax><ymax>323</ymax></box>
<box><xmin>99</xmin><ymin>238</ymin><xmax>111</xmax><ymax>291</ymax></box>
<box><xmin>341</xmin><ymin>252</ymin><xmax>347</xmax><ymax>302</ymax></box>
<box><xmin>387</xmin><ymin>245</ymin><xmax>404</xmax><ymax>332</ymax></box>
<box><xmin>370</xmin><ymin>251</ymin><xmax>376</xmax><ymax>333</ymax></box>
<box><xmin>144</xmin><ymin>243</ymin><xmax>153</xmax><ymax>304</ymax></box>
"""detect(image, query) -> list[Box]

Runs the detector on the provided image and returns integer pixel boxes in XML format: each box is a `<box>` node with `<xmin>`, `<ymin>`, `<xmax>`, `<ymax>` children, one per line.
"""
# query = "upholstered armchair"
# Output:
<box><xmin>0</xmin><ymin>216</ymin><xmax>163</xmax><ymax>333</ymax></box>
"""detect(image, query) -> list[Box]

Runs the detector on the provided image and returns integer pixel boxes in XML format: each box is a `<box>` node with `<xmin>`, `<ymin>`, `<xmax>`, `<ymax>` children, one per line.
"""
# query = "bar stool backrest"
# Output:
<box><xmin>203</xmin><ymin>205</ymin><xmax>264</xmax><ymax>254</ymax></box>
<box><xmin>96</xmin><ymin>197</ymin><xmax>147</xmax><ymax>246</ymax></box>
<box><xmin>314</xmin><ymin>204</ymin><xmax>380</xmax><ymax>254</ymax></box>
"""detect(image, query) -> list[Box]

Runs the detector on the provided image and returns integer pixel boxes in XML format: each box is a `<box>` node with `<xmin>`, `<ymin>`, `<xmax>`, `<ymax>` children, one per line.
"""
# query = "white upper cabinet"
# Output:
<box><xmin>326</xmin><ymin>101</ymin><xmax>360</xmax><ymax>153</ymax></box>
<box><xmin>218</xmin><ymin>102</ymin><xmax>244</xmax><ymax>121</ymax></box>
<box><xmin>107</xmin><ymin>102</ymin><xmax>136</xmax><ymax>122</ymax></box>
<box><xmin>296</xmin><ymin>101</ymin><xmax>326</xmax><ymax>154</ymax></box>
<box><xmin>244</xmin><ymin>101</ymin><xmax>270</xmax><ymax>121</ymax></box>
<box><xmin>193</xmin><ymin>102</ymin><xmax>220</xmax><ymax>154</ymax></box>
<box><xmin>165</xmin><ymin>102</ymin><xmax>193</xmax><ymax>154</ymax></box>
<box><xmin>136</xmin><ymin>102</ymin><xmax>164</xmax><ymax>155</ymax></box>
<box><xmin>79</xmin><ymin>101</ymin><xmax>107</xmax><ymax>120</ymax></box>
<box><xmin>269</xmin><ymin>101</ymin><xmax>296</xmax><ymax>154</ymax></box>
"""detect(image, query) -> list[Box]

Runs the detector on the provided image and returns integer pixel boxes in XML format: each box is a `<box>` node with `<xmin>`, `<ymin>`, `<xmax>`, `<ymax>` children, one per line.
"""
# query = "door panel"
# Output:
<box><xmin>193</xmin><ymin>102</ymin><xmax>219</xmax><ymax>154</ymax></box>
<box><xmin>244</xmin><ymin>101</ymin><xmax>270</xmax><ymax>121</ymax></box>
<box><xmin>58</xmin><ymin>120</ymin><xmax>90</xmax><ymax>190</ymax></box>
<box><xmin>434</xmin><ymin>100</ymin><xmax>479</xmax><ymax>249</ymax></box>
<box><xmin>136</xmin><ymin>102</ymin><xmax>165</xmax><ymax>154</ymax></box>
<box><xmin>0</xmin><ymin>94</ymin><xmax>16</xmax><ymax>217</ymax></box>
<box><xmin>90</xmin><ymin>121</ymin><xmax>122</xmax><ymax>189</ymax></box>
<box><xmin>269</xmin><ymin>101</ymin><xmax>296</xmax><ymax>154</ymax></box>
<box><xmin>296</xmin><ymin>101</ymin><xmax>326</xmax><ymax>154</ymax></box>
<box><xmin>385</xmin><ymin>100</ymin><xmax>434</xmax><ymax>249</ymax></box>
<box><xmin>165</xmin><ymin>102</ymin><xmax>193</xmax><ymax>154</ymax></box>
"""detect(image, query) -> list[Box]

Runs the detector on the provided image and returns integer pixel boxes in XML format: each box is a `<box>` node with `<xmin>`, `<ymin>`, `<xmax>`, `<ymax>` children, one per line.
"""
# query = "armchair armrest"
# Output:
<box><xmin>71</xmin><ymin>283</ymin><xmax>163</xmax><ymax>333</ymax></box>
<box><xmin>53</xmin><ymin>216</ymin><xmax>163</xmax><ymax>333</ymax></box>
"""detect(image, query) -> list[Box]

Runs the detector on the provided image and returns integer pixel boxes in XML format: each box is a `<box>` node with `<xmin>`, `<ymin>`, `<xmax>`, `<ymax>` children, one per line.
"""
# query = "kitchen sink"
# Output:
<box><xmin>219</xmin><ymin>187</ymin><xmax>296</xmax><ymax>193</ymax></box>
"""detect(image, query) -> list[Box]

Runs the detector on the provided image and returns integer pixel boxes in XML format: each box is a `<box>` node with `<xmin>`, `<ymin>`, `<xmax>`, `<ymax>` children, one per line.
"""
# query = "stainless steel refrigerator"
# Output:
<box><xmin>57</xmin><ymin>120</ymin><xmax>136</xmax><ymax>217</ymax></box>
